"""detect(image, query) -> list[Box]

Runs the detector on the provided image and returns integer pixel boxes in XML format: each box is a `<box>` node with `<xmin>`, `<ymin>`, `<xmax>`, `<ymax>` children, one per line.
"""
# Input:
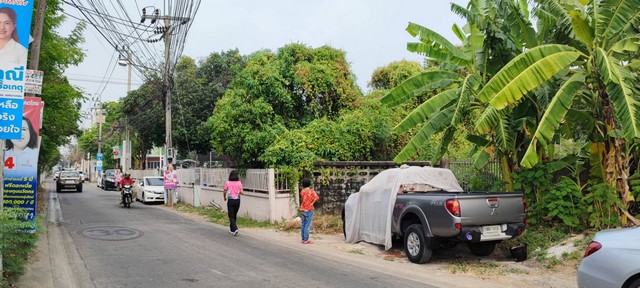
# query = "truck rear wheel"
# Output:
<box><xmin>467</xmin><ymin>241</ymin><xmax>497</xmax><ymax>256</ymax></box>
<box><xmin>404</xmin><ymin>224</ymin><xmax>432</xmax><ymax>264</ymax></box>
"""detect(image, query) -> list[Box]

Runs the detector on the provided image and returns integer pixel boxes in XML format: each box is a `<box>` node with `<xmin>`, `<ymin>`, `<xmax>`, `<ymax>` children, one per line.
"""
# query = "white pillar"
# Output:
<box><xmin>268</xmin><ymin>169</ymin><xmax>276</xmax><ymax>223</ymax></box>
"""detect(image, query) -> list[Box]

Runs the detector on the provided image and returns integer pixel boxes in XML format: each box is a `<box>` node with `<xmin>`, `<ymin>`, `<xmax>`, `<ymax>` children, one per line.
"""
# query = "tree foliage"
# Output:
<box><xmin>260</xmin><ymin>98</ymin><xmax>403</xmax><ymax>169</ymax></box>
<box><xmin>173</xmin><ymin>50</ymin><xmax>246</xmax><ymax>155</ymax></box>
<box><xmin>36</xmin><ymin>0</ymin><xmax>87</xmax><ymax>172</ymax></box>
<box><xmin>368</xmin><ymin>60</ymin><xmax>422</xmax><ymax>90</ymax></box>
<box><xmin>209</xmin><ymin>44</ymin><xmax>363</xmax><ymax>167</ymax></box>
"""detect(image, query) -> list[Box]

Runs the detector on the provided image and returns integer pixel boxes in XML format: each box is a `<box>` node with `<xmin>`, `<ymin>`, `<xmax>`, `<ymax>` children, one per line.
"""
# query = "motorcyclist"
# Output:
<box><xmin>119</xmin><ymin>173</ymin><xmax>136</xmax><ymax>204</ymax></box>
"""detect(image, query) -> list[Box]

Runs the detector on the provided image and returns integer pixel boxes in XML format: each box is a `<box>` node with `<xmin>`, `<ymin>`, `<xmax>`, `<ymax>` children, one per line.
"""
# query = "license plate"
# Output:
<box><xmin>482</xmin><ymin>225</ymin><xmax>501</xmax><ymax>236</ymax></box>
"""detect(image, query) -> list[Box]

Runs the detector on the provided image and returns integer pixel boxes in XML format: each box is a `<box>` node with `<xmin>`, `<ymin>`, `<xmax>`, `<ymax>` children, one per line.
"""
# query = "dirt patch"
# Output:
<box><xmin>245</xmin><ymin>228</ymin><xmax>579</xmax><ymax>288</ymax></box>
<box><xmin>170</xmin><ymin>206</ymin><xmax>579</xmax><ymax>287</ymax></box>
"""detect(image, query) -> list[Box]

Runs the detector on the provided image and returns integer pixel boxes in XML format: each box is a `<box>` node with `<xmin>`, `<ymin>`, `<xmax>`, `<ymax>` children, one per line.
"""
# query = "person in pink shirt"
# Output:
<box><xmin>114</xmin><ymin>169</ymin><xmax>123</xmax><ymax>190</ymax></box>
<box><xmin>299</xmin><ymin>178</ymin><xmax>319</xmax><ymax>244</ymax></box>
<box><xmin>223</xmin><ymin>170</ymin><xmax>244</xmax><ymax>236</ymax></box>
<box><xmin>164</xmin><ymin>164</ymin><xmax>178</xmax><ymax>206</ymax></box>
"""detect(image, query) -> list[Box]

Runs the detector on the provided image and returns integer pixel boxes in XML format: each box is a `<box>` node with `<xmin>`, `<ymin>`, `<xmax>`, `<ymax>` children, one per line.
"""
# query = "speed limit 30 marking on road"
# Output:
<box><xmin>79</xmin><ymin>226</ymin><xmax>144</xmax><ymax>241</ymax></box>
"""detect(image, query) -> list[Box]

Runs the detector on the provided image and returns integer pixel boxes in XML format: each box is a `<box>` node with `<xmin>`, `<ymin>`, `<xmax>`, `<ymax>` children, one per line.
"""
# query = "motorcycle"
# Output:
<box><xmin>122</xmin><ymin>184</ymin><xmax>133</xmax><ymax>208</ymax></box>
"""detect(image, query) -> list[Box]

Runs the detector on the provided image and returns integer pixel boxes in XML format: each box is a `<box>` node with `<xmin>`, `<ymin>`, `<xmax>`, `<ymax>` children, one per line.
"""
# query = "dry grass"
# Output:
<box><xmin>448</xmin><ymin>261</ymin><xmax>529</xmax><ymax>275</ymax></box>
<box><xmin>278</xmin><ymin>214</ymin><xmax>343</xmax><ymax>234</ymax></box>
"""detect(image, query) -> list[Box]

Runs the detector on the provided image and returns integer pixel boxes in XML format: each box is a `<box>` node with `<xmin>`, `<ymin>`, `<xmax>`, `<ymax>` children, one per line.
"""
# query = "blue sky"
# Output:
<box><xmin>61</xmin><ymin>0</ymin><xmax>466</xmax><ymax>127</ymax></box>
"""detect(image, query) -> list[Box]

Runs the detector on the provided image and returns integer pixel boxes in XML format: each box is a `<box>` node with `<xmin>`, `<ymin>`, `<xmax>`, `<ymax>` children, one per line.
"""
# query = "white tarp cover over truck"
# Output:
<box><xmin>344</xmin><ymin>165</ymin><xmax>463</xmax><ymax>250</ymax></box>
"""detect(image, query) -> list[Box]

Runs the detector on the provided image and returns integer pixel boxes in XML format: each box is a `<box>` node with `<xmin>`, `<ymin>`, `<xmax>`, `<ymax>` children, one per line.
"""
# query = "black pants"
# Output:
<box><xmin>227</xmin><ymin>199</ymin><xmax>240</xmax><ymax>232</ymax></box>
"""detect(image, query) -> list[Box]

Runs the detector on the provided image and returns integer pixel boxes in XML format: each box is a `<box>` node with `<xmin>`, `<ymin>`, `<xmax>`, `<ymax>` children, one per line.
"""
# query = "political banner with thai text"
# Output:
<box><xmin>3</xmin><ymin>97</ymin><xmax>43</xmax><ymax>226</ymax></box>
<box><xmin>0</xmin><ymin>0</ymin><xmax>36</xmax><ymax>139</ymax></box>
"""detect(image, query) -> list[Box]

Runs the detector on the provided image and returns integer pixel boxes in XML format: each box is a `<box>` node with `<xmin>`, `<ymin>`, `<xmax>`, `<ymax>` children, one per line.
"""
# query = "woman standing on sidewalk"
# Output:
<box><xmin>299</xmin><ymin>179</ymin><xmax>319</xmax><ymax>244</ymax></box>
<box><xmin>223</xmin><ymin>170</ymin><xmax>244</xmax><ymax>236</ymax></box>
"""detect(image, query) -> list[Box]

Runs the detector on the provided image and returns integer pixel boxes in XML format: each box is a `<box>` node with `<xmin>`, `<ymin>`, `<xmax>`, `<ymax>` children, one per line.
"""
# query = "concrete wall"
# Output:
<box><xmin>172</xmin><ymin>168</ymin><xmax>298</xmax><ymax>223</ymax></box>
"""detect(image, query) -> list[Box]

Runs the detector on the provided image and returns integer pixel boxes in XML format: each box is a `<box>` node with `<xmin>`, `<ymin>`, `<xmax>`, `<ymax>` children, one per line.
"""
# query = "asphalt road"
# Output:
<box><xmin>53</xmin><ymin>181</ymin><xmax>436</xmax><ymax>288</ymax></box>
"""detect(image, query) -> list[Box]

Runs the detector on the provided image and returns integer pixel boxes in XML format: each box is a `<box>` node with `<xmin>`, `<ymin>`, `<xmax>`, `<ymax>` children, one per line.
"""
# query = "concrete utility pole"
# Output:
<box><xmin>140</xmin><ymin>9</ymin><xmax>190</xmax><ymax>168</ymax></box>
<box><xmin>118</xmin><ymin>49</ymin><xmax>132</xmax><ymax>174</ymax></box>
<box><xmin>141</xmin><ymin>10</ymin><xmax>189</xmax><ymax>207</ymax></box>
<box><xmin>28</xmin><ymin>0</ymin><xmax>47</xmax><ymax>71</ymax></box>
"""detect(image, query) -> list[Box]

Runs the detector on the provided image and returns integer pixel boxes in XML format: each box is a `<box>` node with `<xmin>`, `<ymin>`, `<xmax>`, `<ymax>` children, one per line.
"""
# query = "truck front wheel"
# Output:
<box><xmin>404</xmin><ymin>224</ymin><xmax>432</xmax><ymax>264</ymax></box>
<box><xmin>467</xmin><ymin>241</ymin><xmax>497</xmax><ymax>256</ymax></box>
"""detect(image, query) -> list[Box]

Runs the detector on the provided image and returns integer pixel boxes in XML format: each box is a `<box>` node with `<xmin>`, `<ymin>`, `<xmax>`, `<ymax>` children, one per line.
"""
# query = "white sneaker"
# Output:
<box><xmin>233</xmin><ymin>230</ymin><xmax>238</xmax><ymax>236</ymax></box>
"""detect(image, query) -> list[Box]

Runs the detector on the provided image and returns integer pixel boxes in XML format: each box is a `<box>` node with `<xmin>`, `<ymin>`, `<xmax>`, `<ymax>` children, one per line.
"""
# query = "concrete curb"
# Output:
<box><xmin>16</xmin><ymin>190</ymin><xmax>94</xmax><ymax>288</ymax></box>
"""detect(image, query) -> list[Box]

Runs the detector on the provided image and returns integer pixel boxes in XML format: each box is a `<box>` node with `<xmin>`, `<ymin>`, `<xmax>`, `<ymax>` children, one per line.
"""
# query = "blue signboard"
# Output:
<box><xmin>96</xmin><ymin>152</ymin><xmax>103</xmax><ymax>171</ymax></box>
<box><xmin>0</xmin><ymin>97</ymin><xmax>23</xmax><ymax>139</ymax></box>
<box><xmin>3</xmin><ymin>97</ymin><xmax>43</xmax><ymax>231</ymax></box>
<box><xmin>0</xmin><ymin>2</ymin><xmax>34</xmax><ymax>100</ymax></box>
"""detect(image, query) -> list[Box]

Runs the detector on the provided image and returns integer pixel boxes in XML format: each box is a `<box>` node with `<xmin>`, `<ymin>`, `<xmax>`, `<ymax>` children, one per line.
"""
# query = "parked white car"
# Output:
<box><xmin>577</xmin><ymin>226</ymin><xmax>640</xmax><ymax>288</ymax></box>
<box><xmin>136</xmin><ymin>176</ymin><xmax>165</xmax><ymax>204</ymax></box>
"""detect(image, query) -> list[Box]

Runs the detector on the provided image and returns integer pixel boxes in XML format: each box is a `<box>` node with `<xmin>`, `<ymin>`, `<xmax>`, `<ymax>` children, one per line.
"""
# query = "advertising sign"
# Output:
<box><xmin>96</xmin><ymin>152</ymin><xmax>103</xmax><ymax>172</ymax></box>
<box><xmin>24</xmin><ymin>69</ymin><xmax>43</xmax><ymax>94</ymax></box>
<box><xmin>112</xmin><ymin>145</ymin><xmax>122</xmax><ymax>159</ymax></box>
<box><xmin>0</xmin><ymin>0</ymin><xmax>37</xmax><ymax>139</ymax></box>
<box><xmin>3</xmin><ymin>97</ymin><xmax>43</xmax><ymax>226</ymax></box>
<box><xmin>0</xmin><ymin>97</ymin><xmax>23</xmax><ymax>139</ymax></box>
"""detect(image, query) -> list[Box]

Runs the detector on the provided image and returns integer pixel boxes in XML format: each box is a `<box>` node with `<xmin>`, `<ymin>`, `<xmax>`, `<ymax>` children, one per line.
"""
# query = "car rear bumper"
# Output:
<box><xmin>57</xmin><ymin>183</ymin><xmax>81</xmax><ymax>190</ymax></box>
<box><xmin>456</xmin><ymin>223</ymin><xmax>526</xmax><ymax>242</ymax></box>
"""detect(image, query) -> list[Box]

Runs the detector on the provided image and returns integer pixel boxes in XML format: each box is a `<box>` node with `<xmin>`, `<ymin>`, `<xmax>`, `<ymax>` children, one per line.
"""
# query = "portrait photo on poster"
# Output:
<box><xmin>0</xmin><ymin>5</ymin><xmax>29</xmax><ymax>66</ymax></box>
<box><xmin>4</xmin><ymin>116</ymin><xmax>39</xmax><ymax>173</ymax></box>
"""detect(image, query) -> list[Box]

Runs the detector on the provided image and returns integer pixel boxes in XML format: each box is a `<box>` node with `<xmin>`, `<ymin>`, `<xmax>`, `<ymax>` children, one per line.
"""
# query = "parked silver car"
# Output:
<box><xmin>56</xmin><ymin>171</ymin><xmax>83</xmax><ymax>192</ymax></box>
<box><xmin>577</xmin><ymin>227</ymin><xmax>640</xmax><ymax>288</ymax></box>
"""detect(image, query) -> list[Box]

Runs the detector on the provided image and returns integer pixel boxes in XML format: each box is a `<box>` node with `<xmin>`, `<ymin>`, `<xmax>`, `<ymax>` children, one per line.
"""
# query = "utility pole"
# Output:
<box><xmin>28</xmin><ymin>0</ymin><xmax>47</xmax><ymax>71</ymax></box>
<box><xmin>141</xmin><ymin>9</ymin><xmax>190</xmax><ymax>207</ymax></box>
<box><xmin>96</xmin><ymin>105</ymin><xmax>104</xmax><ymax>155</ymax></box>
<box><xmin>117</xmin><ymin>49</ymin><xmax>132</xmax><ymax>174</ymax></box>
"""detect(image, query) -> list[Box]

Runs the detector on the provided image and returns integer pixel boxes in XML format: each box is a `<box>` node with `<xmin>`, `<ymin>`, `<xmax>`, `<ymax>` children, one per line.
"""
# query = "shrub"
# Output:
<box><xmin>1</xmin><ymin>209</ymin><xmax>40</xmax><ymax>286</ymax></box>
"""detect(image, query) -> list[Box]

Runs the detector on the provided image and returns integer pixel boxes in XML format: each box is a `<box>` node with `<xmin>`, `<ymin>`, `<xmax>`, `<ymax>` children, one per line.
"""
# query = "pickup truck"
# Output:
<box><xmin>343</xmin><ymin>165</ymin><xmax>526</xmax><ymax>264</ymax></box>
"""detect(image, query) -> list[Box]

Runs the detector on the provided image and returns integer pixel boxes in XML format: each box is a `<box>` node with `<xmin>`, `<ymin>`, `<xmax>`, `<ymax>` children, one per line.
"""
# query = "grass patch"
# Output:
<box><xmin>174</xmin><ymin>203</ymin><xmax>273</xmax><ymax>228</ymax></box>
<box><xmin>348</xmin><ymin>248</ymin><xmax>365</xmax><ymax>255</ymax></box>
<box><xmin>174</xmin><ymin>204</ymin><xmax>343</xmax><ymax>234</ymax></box>
<box><xmin>277</xmin><ymin>214</ymin><xmax>343</xmax><ymax>234</ymax></box>
<box><xmin>448</xmin><ymin>261</ymin><xmax>527</xmax><ymax>276</ymax></box>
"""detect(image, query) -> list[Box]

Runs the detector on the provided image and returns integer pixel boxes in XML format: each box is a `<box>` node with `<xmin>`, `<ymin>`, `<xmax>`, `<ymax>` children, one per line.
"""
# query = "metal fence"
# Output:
<box><xmin>167</xmin><ymin>168</ymin><xmax>292</xmax><ymax>194</ymax></box>
<box><xmin>447</xmin><ymin>160</ymin><xmax>503</xmax><ymax>191</ymax></box>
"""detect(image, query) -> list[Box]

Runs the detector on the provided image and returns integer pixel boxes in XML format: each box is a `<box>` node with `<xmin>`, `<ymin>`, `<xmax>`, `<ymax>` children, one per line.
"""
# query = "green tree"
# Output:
<box><xmin>260</xmin><ymin>98</ymin><xmax>403</xmax><ymax>168</ymax></box>
<box><xmin>209</xmin><ymin>44</ymin><xmax>362</xmax><ymax>167</ymax></box>
<box><xmin>477</xmin><ymin>0</ymin><xmax>640</xmax><ymax>223</ymax></box>
<box><xmin>380</xmin><ymin>0</ymin><xmax>537</xmax><ymax>188</ymax></box>
<box><xmin>368</xmin><ymin>60</ymin><xmax>422</xmax><ymax>90</ymax></box>
<box><xmin>36</xmin><ymin>0</ymin><xmax>87</xmax><ymax>172</ymax></box>
<box><xmin>120</xmin><ymin>75</ymin><xmax>165</xmax><ymax>168</ymax></box>
<box><xmin>173</xmin><ymin>50</ymin><xmax>246</xmax><ymax>155</ymax></box>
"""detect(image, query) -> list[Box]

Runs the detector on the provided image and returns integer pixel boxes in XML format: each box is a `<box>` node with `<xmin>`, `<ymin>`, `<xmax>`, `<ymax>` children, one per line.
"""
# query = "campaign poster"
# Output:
<box><xmin>0</xmin><ymin>0</ymin><xmax>36</xmax><ymax>138</ymax></box>
<box><xmin>3</xmin><ymin>97</ymin><xmax>43</xmax><ymax>225</ymax></box>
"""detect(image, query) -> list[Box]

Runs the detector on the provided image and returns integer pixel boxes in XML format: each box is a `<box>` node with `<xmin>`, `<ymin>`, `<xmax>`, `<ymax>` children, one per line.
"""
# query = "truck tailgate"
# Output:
<box><xmin>457</xmin><ymin>192</ymin><xmax>525</xmax><ymax>226</ymax></box>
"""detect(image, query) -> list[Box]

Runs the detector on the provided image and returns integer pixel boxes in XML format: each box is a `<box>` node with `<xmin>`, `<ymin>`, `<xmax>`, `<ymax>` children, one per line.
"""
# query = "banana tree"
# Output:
<box><xmin>477</xmin><ymin>0</ymin><xmax>640</xmax><ymax>223</ymax></box>
<box><xmin>380</xmin><ymin>0</ymin><xmax>537</xmax><ymax>188</ymax></box>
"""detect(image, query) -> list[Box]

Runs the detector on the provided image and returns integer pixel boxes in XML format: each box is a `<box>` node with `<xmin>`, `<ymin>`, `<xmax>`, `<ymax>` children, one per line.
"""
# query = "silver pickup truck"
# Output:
<box><xmin>343</xmin><ymin>165</ymin><xmax>526</xmax><ymax>264</ymax></box>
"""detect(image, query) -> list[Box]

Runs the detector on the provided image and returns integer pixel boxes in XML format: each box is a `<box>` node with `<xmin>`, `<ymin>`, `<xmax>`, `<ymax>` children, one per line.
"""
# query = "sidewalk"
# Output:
<box><xmin>15</xmin><ymin>223</ymin><xmax>54</xmax><ymax>288</ymax></box>
<box><xmin>16</xmin><ymin>190</ymin><xmax>82</xmax><ymax>288</ymax></box>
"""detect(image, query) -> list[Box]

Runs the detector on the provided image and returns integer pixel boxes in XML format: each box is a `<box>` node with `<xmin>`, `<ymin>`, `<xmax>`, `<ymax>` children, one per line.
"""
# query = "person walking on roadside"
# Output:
<box><xmin>164</xmin><ymin>164</ymin><xmax>178</xmax><ymax>206</ymax></box>
<box><xmin>114</xmin><ymin>169</ymin><xmax>123</xmax><ymax>190</ymax></box>
<box><xmin>299</xmin><ymin>178</ymin><xmax>319</xmax><ymax>244</ymax></box>
<box><xmin>223</xmin><ymin>170</ymin><xmax>244</xmax><ymax>236</ymax></box>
